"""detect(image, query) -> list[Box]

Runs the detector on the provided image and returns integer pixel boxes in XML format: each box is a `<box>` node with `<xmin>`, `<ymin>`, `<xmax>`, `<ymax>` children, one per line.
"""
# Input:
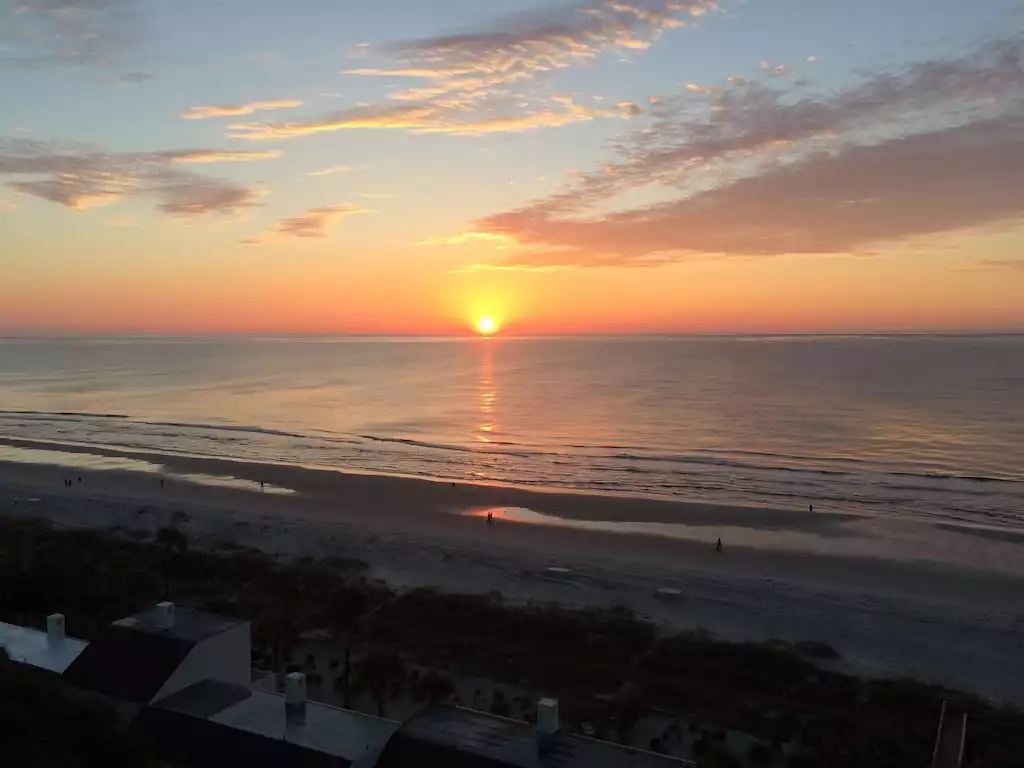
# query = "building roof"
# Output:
<box><xmin>63</xmin><ymin>621</ymin><xmax>194</xmax><ymax>703</ymax></box>
<box><xmin>375</xmin><ymin>706</ymin><xmax>692</xmax><ymax>768</ymax></box>
<box><xmin>131</xmin><ymin>706</ymin><xmax>350</xmax><ymax>768</ymax></box>
<box><xmin>149</xmin><ymin>678</ymin><xmax>399</xmax><ymax>765</ymax></box>
<box><xmin>0</xmin><ymin>620</ymin><xmax>88</xmax><ymax>673</ymax></box>
<box><xmin>62</xmin><ymin>605</ymin><xmax>247</xmax><ymax>703</ymax></box>
<box><xmin>112</xmin><ymin>605</ymin><xmax>245</xmax><ymax>643</ymax></box>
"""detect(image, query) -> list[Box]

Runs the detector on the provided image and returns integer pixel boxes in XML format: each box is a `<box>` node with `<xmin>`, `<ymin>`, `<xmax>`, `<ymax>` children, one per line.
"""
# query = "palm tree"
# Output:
<box><xmin>253</xmin><ymin>611</ymin><xmax>299</xmax><ymax>676</ymax></box>
<box><xmin>154</xmin><ymin>527</ymin><xmax>188</xmax><ymax>601</ymax></box>
<box><xmin>354</xmin><ymin>647</ymin><xmax>406</xmax><ymax>718</ymax></box>
<box><xmin>326</xmin><ymin>586</ymin><xmax>371</xmax><ymax>708</ymax></box>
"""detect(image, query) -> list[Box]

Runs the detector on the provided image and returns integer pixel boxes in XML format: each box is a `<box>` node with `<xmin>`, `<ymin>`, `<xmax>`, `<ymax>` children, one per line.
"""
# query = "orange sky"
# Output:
<box><xmin>2</xmin><ymin>0</ymin><xmax>1023</xmax><ymax>335</ymax></box>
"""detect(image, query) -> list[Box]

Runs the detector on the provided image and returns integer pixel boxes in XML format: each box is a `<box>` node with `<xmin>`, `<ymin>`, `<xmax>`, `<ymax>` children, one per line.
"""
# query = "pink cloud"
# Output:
<box><xmin>244</xmin><ymin>204</ymin><xmax>369</xmax><ymax>243</ymax></box>
<box><xmin>181</xmin><ymin>100</ymin><xmax>304</xmax><ymax>120</ymax></box>
<box><xmin>246</xmin><ymin>1</ymin><xmax>715</xmax><ymax>140</ymax></box>
<box><xmin>0</xmin><ymin>138</ymin><xmax>267</xmax><ymax>216</ymax></box>
<box><xmin>475</xmin><ymin>115</ymin><xmax>1024</xmax><ymax>265</ymax></box>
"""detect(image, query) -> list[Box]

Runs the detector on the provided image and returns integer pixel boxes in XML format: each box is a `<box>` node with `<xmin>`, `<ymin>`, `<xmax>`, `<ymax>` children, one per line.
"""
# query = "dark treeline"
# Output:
<box><xmin>1</xmin><ymin>515</ymin><xmax>1023</xmax><ymax>767</ymax></box>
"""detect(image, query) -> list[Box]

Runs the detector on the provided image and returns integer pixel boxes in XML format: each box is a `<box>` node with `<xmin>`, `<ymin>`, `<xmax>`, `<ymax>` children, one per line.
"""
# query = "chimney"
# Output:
<box><xmin>46</xmin><ymin>613</ymin><xmax>65</xmax><ymax>645</ymax></box>
<box><xmin>285</xmin><ymin>672</ymin><xmax>307</xmax><ymax>727</ymax></box>
<box><xmin>537</xmin><ymin>697</ymin><xmax>559</xmax><ymax>736</ymax></box>
<box><xmin>154</xmin><ymin>601</ymin><xmax>175</xmax><ymax>629</ymax></box>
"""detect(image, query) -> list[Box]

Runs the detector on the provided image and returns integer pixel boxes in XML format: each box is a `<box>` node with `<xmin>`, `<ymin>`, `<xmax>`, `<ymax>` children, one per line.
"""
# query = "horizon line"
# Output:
<box><xmin>2</xmin><ymin>330</ymin><xmax>1023</xmax><ymax>341</ymax></box>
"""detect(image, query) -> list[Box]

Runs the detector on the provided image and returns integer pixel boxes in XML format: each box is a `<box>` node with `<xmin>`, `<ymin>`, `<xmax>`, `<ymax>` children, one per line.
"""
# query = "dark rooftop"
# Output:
<box><xmin>375</xmin><ymin>706</ymin><xmax>692</xmax><ymax>768</ymax></box>
<box><xmin>154</xmin><ymin>678</ymin><xmax>254</xmax><ymax>718</ymax></box>
<box><xmin>112</xmin><ymin>605</ymin><xmax>245</xmax><ymax>643</ymax></box>
<box><xmin>62</xmin><ymin>622</ymin><xmax>193</xmax><ymax>703</ymax></box>
<box><xmin>149</xmin><ymin>678</ymin><xmax>398</xmax><ymax>764</ymax></box>
<box><xmin>131</xmin><ymin>707</ymin><xmax>350</xmax><ymax>768</ymax></box>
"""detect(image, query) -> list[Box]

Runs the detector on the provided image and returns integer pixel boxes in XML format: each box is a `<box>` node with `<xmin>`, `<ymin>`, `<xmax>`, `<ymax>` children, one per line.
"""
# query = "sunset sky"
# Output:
<box><xmin>1</xmin><ymin>0</ymin><xmax>1023</xmax><ymax>335</ymax></box>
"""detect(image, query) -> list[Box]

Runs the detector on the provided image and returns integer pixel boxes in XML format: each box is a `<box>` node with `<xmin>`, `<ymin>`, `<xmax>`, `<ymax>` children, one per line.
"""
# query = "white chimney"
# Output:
<box><xmin>285</xmin><ymin>672</ymin><xmax>307</xmax><ymax>727</ymax></box>
<box><xmin>46</xmin><ymin>613</ymin><xmax>65</xmax><ymax>645</ymax></box>
<box><xmin>537</xmin><ymin>697</ymin><xmax>559</xmax><ymax>736</ymax></box>
<box><xmin>154</xmin><ymin>601</ymin><xmax>175</xmax><ymax>629</ymax></box>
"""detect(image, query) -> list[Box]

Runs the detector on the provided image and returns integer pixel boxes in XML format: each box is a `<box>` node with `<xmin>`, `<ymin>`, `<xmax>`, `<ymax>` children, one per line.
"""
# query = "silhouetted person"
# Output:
<box><xmin>716</xmin><ymin>537</ymin><xmax>722</xmax><ymax>553</ymax></box>
<box><xmin>809</xmin><ymin>503</ymin><xmax>814</xmax><ymax>513</ymax></box>
<box><xmin>487</xmin><ymin>511</ymin><xmax>493</xmax><ymax>525</ymax></box>
<box><xmin>260</xmin><ymin>481</ymin><xmax>265</xmax><ymax>491</ymax></box>
<box><xmin>78</xmin><ymin>476</ymin><xmax>82</xmax><ymax>483</ymax></box>
<box><xmin>160</xmin><ymin>478</ymin><xmax>164</xmax><ymax>489</ymax></box>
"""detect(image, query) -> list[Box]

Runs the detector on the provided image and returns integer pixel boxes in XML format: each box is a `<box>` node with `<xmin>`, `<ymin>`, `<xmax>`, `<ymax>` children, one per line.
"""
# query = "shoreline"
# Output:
<box><xmin>2</xmin><ymin>454</ymin><xmax>1024</xmax><ymax>704</ymax></box>
<box><xmin>3</xmin><ymin>436</ymin><xmax>1024</xmax><ymax>576</ymax></box>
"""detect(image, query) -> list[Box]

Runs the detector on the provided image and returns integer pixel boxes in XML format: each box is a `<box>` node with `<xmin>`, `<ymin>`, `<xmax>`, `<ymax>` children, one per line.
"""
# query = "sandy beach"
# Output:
<box><xmin>2</xmin><ymin>443</ymin><xmax>1023</xmax><ymax>705</ymax></box>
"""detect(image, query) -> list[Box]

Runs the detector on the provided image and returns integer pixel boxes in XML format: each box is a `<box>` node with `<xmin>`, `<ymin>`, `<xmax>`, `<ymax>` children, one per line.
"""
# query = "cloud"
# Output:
<box><xmin>229</xmin><ymin>96</ymin><xmax>624</xmax><ymax>139</ymax></box>
<box><xmin>1</xmin><ymin>0</ymin><xmax>145</xmax><ymax>68</ymax></box>
<box><xmin>359</xmin><ymin>192</ymin><xmax>394</xmax><ymax>199</ymax></box>
<box><xmin>974</xmin><ymin>258</ymin><xmax>1024</xmax><ymax>271</ymax></box>
<box><xmin>181</xmin><ymin>100</ymin><xmax>304</xmax><ymax>120</ymax></box>
<box><xmin>453</xmin><ymin>262</ymin><xmax>574</xmax><ymax>274</ymax></box>
<box><xmin>0</xmin><ymin>138</ymin><xmax>267</xmax><ymax>216</ymax></box>
<box><xmin>414</xmin><ymin>232</ymin><xmax>516</xmax><ymax>247</ymax></box>
<box><xmin>378</xmin><ymin>0</ymin><xmax>714</xmax><ymax>85</ymax></box>
<box><xmin>519</xmin><ymin>38</ymin><xmax>1024</xmax><ymax>218</ymax></box>
<box><xmin>475</xmin><ymin>115</ymin><xmax>1024</xmax><ymax>266</ymax></box>
<box><xmin>455</xmin><ymin>37</ymin><xmax>1024</xmax><ymax>268</ymax></box>
<box><xmin>239</xmin><ymin>1</ymin><xmax>713</xmax><ymax>139</ymax></box>
<box><xmin>244</xmin><ymin>204</ymin><xmax>369</xmax><ymax>243</ymax></box>
<box><xmin>167</xmin><ymin>149</ymin><xmax>282</xmax><ymax>164</ymax></box>
<box><xmin>307</xmin><ymin>164</ymin><xmax>357</xmax><ymax>176</ymax></box>
<box><xmin>106</xmin><ymin>215</ymin><xmax>138</xmax><ymax>227</ymax></box>
<box><xmin>120</xmin><ymin>71</ymin><xmax>155</xmax><ymax>82</ymax></box>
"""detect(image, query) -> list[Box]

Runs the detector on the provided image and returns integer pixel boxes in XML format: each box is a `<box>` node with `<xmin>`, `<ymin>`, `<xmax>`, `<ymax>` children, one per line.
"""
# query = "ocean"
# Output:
<box><xmin>1</xmin><ymin>335</ymin><xmax>1022</xmax><ymax>531</ymax></box>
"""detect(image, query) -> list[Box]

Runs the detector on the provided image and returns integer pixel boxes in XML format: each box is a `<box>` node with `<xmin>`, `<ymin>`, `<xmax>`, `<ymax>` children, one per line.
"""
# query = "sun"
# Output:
<box><xmin>475</xmin><ymin>316</ymin><xmax>498</xmax><ymax>335</ymax></box>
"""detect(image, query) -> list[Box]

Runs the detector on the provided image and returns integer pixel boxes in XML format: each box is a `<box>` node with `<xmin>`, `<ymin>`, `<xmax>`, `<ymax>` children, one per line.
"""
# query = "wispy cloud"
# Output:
<box><xmin>476</xmin><ymin>116</ymin><xmax>1024</xmax><ymax>266</ymax></box>
<box><xmin>974</xmin><ymin>258</ymin><xmax>1024</xmax><ymax>271</ymax></box>
<box><xmin>453</xmin><ymin>37</ymin><xmax>1024</xmax><ymax>268</ymax></box>
<box><xmin>369</xmin><ymin>0</ymin><xmax>714</xmax><ymax>88</ymax></box>
<box><xmin>229</xmin><ymin>97</ymin><xmax>638</xmax><ymax>139</ymax></box>
<box><xmin>0</xmin><ymin>138</ymin><xmax>269</xmax><ymax>216</ymax></box>
<box><xmin>120</xmin><ymin>71</ymin><xmax>156</xmax><ymax>83</ymax></box>
<box><xmin>306</xmin><ymin>164</ymin><xmax>358</xmax><ymax>176</ymax></box>
<box><xmin>414</xmin><ymin>232</ymin><xmax>515</xmax><ymax>247</ymax></box>
<box><xmin>243</xmin><ymin>204</ymin><xmax>369</xmax><ymax>243</ymax></box>
<box><xmin>1</xmin><ymin>0</ymin><xmax>146</xmax><ymax>68</ymax></box>
<box><xmin>167</xmin><ymin>149</ymin><xmax>282</xmax><ymax>164</ymax></box>
<box><xmin>233</xmin><ymin>1</ymin><xmax>712</xmax><ymax>139</ymax></box>
<box><xmin>359</xmin><ymin>192</ymin><xmax>394</xmax><ymax>199</ymax></box>
<box><xmin>106</xmin><ymin>215</ymin><xmax>138</xmax><ymax>227</ymax></box>
<box><xmin>181</xmin><ymin>100</ymin><xmax>304</xmax><ymax>120</ymax></box>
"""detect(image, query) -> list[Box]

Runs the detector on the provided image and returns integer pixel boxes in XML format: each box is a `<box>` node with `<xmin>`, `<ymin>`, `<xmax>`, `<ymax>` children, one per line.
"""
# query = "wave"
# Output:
<box><xmin>888</xmin><ymin>471</ymin><xmax>1013</xmax><ymax>484</ymax></box>
<box><xmin>0</xmin><ymin>408</ymin><xmax>362</xmax><ymax>445</ymax></box>
<box><xmin>356</xmin><ymin>434</ymin><xmax>537</xmax><ymax>459</ymax></box>
<box><xmin>3</xmin><ymin>409</ymin><xmax>1020</xmax><ymax>494</ymax></box>
<box><xmin>141</xmin><ymin>420</ymin><xmax>314</xmax><ymax>441</ymax></box>
<box><xmin>0</xmin><ymin>409</ymin><xmax>130</xmax><ymax>419</ymax></box>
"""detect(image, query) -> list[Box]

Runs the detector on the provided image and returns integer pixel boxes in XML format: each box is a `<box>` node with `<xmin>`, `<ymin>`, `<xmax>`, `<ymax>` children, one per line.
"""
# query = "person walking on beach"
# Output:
<box><xmin>716</xmin><ymin>537</ymin><xmax>722</xmax><ymax>553</ymax></box>
<box><xmin>260</xmin><ymin>481</ymin><xmax>265</xmax><ymax>491</ymax></box>
<box><xmin>487</xmin><ymin>511</ymin><xmax>493</xmax><ymax>525</ymax></box>
<box><xmin>809</xmin><ymin>503</ymin><xmax>813</xmax><ymax>513</ymax></box>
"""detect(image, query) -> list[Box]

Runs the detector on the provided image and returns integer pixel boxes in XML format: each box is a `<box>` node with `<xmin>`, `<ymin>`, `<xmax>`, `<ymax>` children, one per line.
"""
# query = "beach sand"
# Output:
<box><xmin>2</xmin><ymin>444</ymin><xmax>1023</xmax><ymax>705</ymax></box>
